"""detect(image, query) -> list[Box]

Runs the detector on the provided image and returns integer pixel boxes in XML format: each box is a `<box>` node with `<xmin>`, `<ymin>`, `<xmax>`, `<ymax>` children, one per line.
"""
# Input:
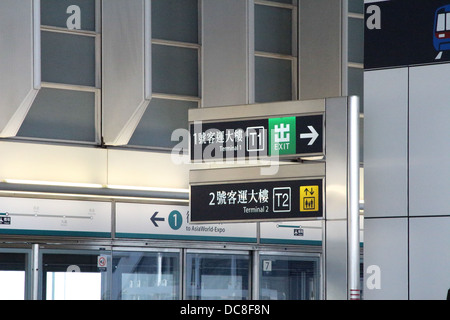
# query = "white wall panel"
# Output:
<box><xmin>409</xmin><ymin>216</ymin><xmax>450</xmax><ymax>300</ymax></box>
<box><xmin>364</xmin><ymin>68</ymin><xmax>408</xmax><ymax>217</ymax></box>
<box><xmin>363</xmin><ymin>218</ymin><xmax>409</xmax><ymax>300</ymax></box>
<box><xmin>0</xmin><ymin>0</ymin><xmax>40</xmax><ymax>137</ymax></box>
<box><xmin>107</xmin><ymin>149</ymin><xmax>190</xmax><ymax>190</ymax></box>
<box><xmin>0</xmin><ymin>141</ymin><xmax>106</xmax><ymax>185</ymax></box>
<box><xmin>409</xmin><ymin>63</ymin><xmax>450</xmax><ymax>216</ymax></box>
<box><xmin>102</xmin><ymin>0</ymin><xmax>151</xmax><ymax>145</ymax></box>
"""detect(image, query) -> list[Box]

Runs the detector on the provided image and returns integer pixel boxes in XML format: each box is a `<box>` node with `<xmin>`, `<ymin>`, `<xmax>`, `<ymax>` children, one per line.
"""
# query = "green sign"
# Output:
<box><xmin>268</xmin><ymin>117</ymin><xmax>296</xmax><ymax>156</ymax></box>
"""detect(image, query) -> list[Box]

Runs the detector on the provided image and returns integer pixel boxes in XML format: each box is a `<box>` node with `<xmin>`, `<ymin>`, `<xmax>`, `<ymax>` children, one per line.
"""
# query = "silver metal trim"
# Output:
<box><xmin>41</xmin><ymin>81</ymin><xmax>98</xmax><ymax>92</ymax></box>
<box><xmin>189</xmin><ymin>99</ymin><xmax>325</xmax><ymax>122</ymax></box>
<box><xmin>348</xmin><ymin>62</ymin><xmax>364</xmax><ymax>69</ymax></box>
<box><xmin>254</xmin><ymin>51</ymin><xmax>296</xmax><ymax>61</ymax></box>
<box><xmin>40</xmin><ymin>25</ymin><xmax>98</xmax><ymax>37</ymax></box>
<box><xmin>254</xmin><ymin>0</ymin><xmax>297</xmax><ymax>10</ymax></box>
<box><xmin>31</xmin><ymin>244</ymin><xmax>39</xmax><ymax>300</ymax></box>
<box><xmin>144</xmin><ymin>0</ymin><xmax>152</xmax><ymax>100</ymax></box>
<box><xmin>33</xmin><ymin>0</ymin><xmax>41</xmax><ymax>90</ymax></box>
<box><xmin>151</xmin><ymin>38</ymin><xmax>201</xmax><ymax>50</ymax></box>
<box><xmin>347</xmin><ymin>95</ymin><xmax>360</xmax><ymax>299</ymax></box>
<box><xmin>189</xmin><ymin>162</ymin><xmax>325</xmax><ymax>184</ymax></box>
<box><xmin>152</xmin><ymin>92</ymin><xmax>201</xmax><ymax>102</ymax></box>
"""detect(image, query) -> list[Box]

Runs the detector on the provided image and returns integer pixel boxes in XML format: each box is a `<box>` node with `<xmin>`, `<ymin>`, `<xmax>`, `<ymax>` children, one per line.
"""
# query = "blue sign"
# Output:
<box><xmin>365</xmin><ymin>0</ymin><xmax>450</xmax><ymax>69</ymax></box>
<box><xmin>433</xmin><ymin>5</ymin><xmax>450</xmax><ymax>53</ymax></box>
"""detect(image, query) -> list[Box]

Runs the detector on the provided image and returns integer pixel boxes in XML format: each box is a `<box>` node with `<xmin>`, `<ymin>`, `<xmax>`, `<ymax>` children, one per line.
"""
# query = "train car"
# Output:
<box><xmin>434</xmin><ymin>5</ymin><xmax>450</xmax><ymax>51</ymax></box>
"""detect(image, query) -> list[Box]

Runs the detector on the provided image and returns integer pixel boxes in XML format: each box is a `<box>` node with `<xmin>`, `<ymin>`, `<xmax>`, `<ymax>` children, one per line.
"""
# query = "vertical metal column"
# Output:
<box><xmin>324</xmin><ymin>97</ymin><xmax>349</xmax><ymax>300</ymax></box>
<box><xmin>31</xmin><ymin>244</ymin><xmax>39</xmax><ymax>300</ymax></box>
<box><xmin>347</xmin><ymin>96</ymin><xmax>360</xmax><ymax>300</ymax></box>
<box><xmin>252</xmin><ymin>250</ymin><xmax>260</xmax><ymax>299</ymax></box>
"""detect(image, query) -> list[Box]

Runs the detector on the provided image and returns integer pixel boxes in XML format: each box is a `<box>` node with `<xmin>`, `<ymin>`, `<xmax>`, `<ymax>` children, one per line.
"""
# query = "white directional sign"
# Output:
<box><xmin>115</xmin><ymin>203</ymin><xmax>257</xmax><ymax>243</ymax></box>
<box><xmin>0</xmin><ymin>197</ymin><xmax>111</xmax><ymax>237</ymax></box>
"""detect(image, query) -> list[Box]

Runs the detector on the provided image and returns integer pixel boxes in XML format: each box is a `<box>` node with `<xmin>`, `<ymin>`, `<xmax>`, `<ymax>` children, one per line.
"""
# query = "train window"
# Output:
<box><xmin>437</xmin><ymin>13</ymin><xmax>445</xmax><ymax>31</ymax></box>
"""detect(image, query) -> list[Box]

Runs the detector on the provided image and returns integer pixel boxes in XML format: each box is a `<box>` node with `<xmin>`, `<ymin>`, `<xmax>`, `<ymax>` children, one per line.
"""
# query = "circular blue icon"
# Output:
<box><xmin>168</xmin><ymin>210</ymin><xmax>182</xmax><ymax>230</ymax></box>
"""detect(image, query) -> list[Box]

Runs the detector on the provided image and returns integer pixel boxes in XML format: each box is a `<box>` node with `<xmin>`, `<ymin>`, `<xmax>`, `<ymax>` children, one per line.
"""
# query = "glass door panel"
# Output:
<box><xmin>0</xmin><ymin>250</ymin><xmax>29</xmax><ymax>300</ymax></box>
<box><xmin>259</xmin><ymin>254</ymin><xmax>320</xmax><ymax>300</ymax></box>
<box><xmin>185</xmin><ymin>251</ymin><xmax>250</xmax><ymax>300</ymax></box>
<box><xmin>41</xmin><ymin>250</ymin><xmax>110</xmax><ymax>300</ymax></box>
<box><xmin>111</xmin><ymin>250</ymin><xmax>181</xmax><ymax>300</ymax></box>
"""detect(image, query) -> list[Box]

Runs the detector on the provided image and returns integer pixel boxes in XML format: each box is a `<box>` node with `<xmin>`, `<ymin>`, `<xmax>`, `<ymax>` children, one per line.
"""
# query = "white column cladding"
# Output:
<box><xmin>363</xmin><ymin>68</ymin><xmax>410</xmax><ymax>299</ymax></box>
<box><xmin>102</xmin><ymin>0</ymin><xmax>151</xmax><ymax>146</ymax></box>
<box><xmin>201</xmin><ymin>0</ymin><xmax>254</xmax><ymax>107</ymax></box>
<box><xmin>409</xmin><ymin>64</ymin><xmax>450</xmax><ymax>216</ymax></box>
<box><xmin>324</xmin><ymin>97</ymin><xmax>350</xmax><ymax>300</ymax></box>
<box><xmin>364</xmin><ymin>68</ymin><xmax>409</xmax><ymax>218</ymax></box>
<box><xmin>298</xmin><ymin>0</ymin><xmax>342</xmax><ymax>100</ymax></box>
<box><xmin>0</xmin><ymin>0</ymin><xmax>40</xmax><ymax>137</ymax></box>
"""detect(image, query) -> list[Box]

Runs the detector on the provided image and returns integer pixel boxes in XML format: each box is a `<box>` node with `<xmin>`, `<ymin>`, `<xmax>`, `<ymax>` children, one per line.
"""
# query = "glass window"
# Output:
<box><xmin>18</xmin><ymin>88</ymin><xmax>97</xmax><ymax>142</ymax></box>
<box><xmin>41</xmin><ymin>0</ymin><xmax>96</xmax><ymax>31</ymax></box>
<box><xmin>185</xmin><ymin>252</ymin><xmax>250</xmax><ymax>300</ymax></box>
<box><xmin>41</xmin><ymin>31</ymin><xmax>96</xmax><ymax>87</ymax></box>
<box><xmin>255</xmin><ymin>56</ymin><xmax>292</xmax><ymax>102</ymax></box>
<box><xmin>112</xmin><ymin>251</ymin><xmax>180</xmax><ymax>300</ymax></box>
<box><xmin>42</xmin><ymin>251</ymin><xmax>109</xmax><ymax>300</ymax></box>
<box><xmin>348</xmin><ymin>67</ymin><xmax>363</xmax><ymax>100</ymax></box>
<box><xmin>129</xmin><ymin>98</ymin><xmax>197</xmax><ymax>149</ymax></box>
<box><xmin>130</xmin><ymin>0</ymin><xmax>199</xmax><ymax>149</ymax></box>
<box><xmin>152</xmin><ymin>0</ymin><xmax>198</xmax><ymax>43</ymax></box>
<box><xmin>348</xmin><ymin>17</ymin><xmax>364</xmax><ymax>64</ymax></box>
<box><xmin>254</xmin><ymin>1</ymin><xmax>297</xmax><ymax>103</ymax></box>
<box><xmin>0</xmin><ymin>252</ymin><xmax>27</xmax><ymax>300</ymax></box>
<box><xmin>255</xmin><ymin>5</ymin><xmax>293</xmax><ymax>55</ymax></box>
<box><xmin>348</xmin><ymin>0</ymin><xmax>363</xmax><ymax>14</ymax></box>
<box><xmin>152</xmin><ymin>44</ymin><xmax>199</xmax><ymax>97</ymax></box>
<box><xmin>259</xmin><ymin>254</ymin><xmax>320</xmax><ymax>300</ymax></box>
<box><xmin>16</xmin><ymin>1</ymin><xmax>100</xmax><ymax>145</ymax></box>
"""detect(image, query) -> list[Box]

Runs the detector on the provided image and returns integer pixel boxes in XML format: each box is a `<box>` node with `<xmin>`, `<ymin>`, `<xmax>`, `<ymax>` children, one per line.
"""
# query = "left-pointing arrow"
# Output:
<box><xmin>300</xmin><ymin>126</ymin><xmax>319</xmax><ymax>146</ymax></box>
<box><xmin>150</xmin><ymin>211</ymin><xmax>165</xmax><ymax>227</ymax></box>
